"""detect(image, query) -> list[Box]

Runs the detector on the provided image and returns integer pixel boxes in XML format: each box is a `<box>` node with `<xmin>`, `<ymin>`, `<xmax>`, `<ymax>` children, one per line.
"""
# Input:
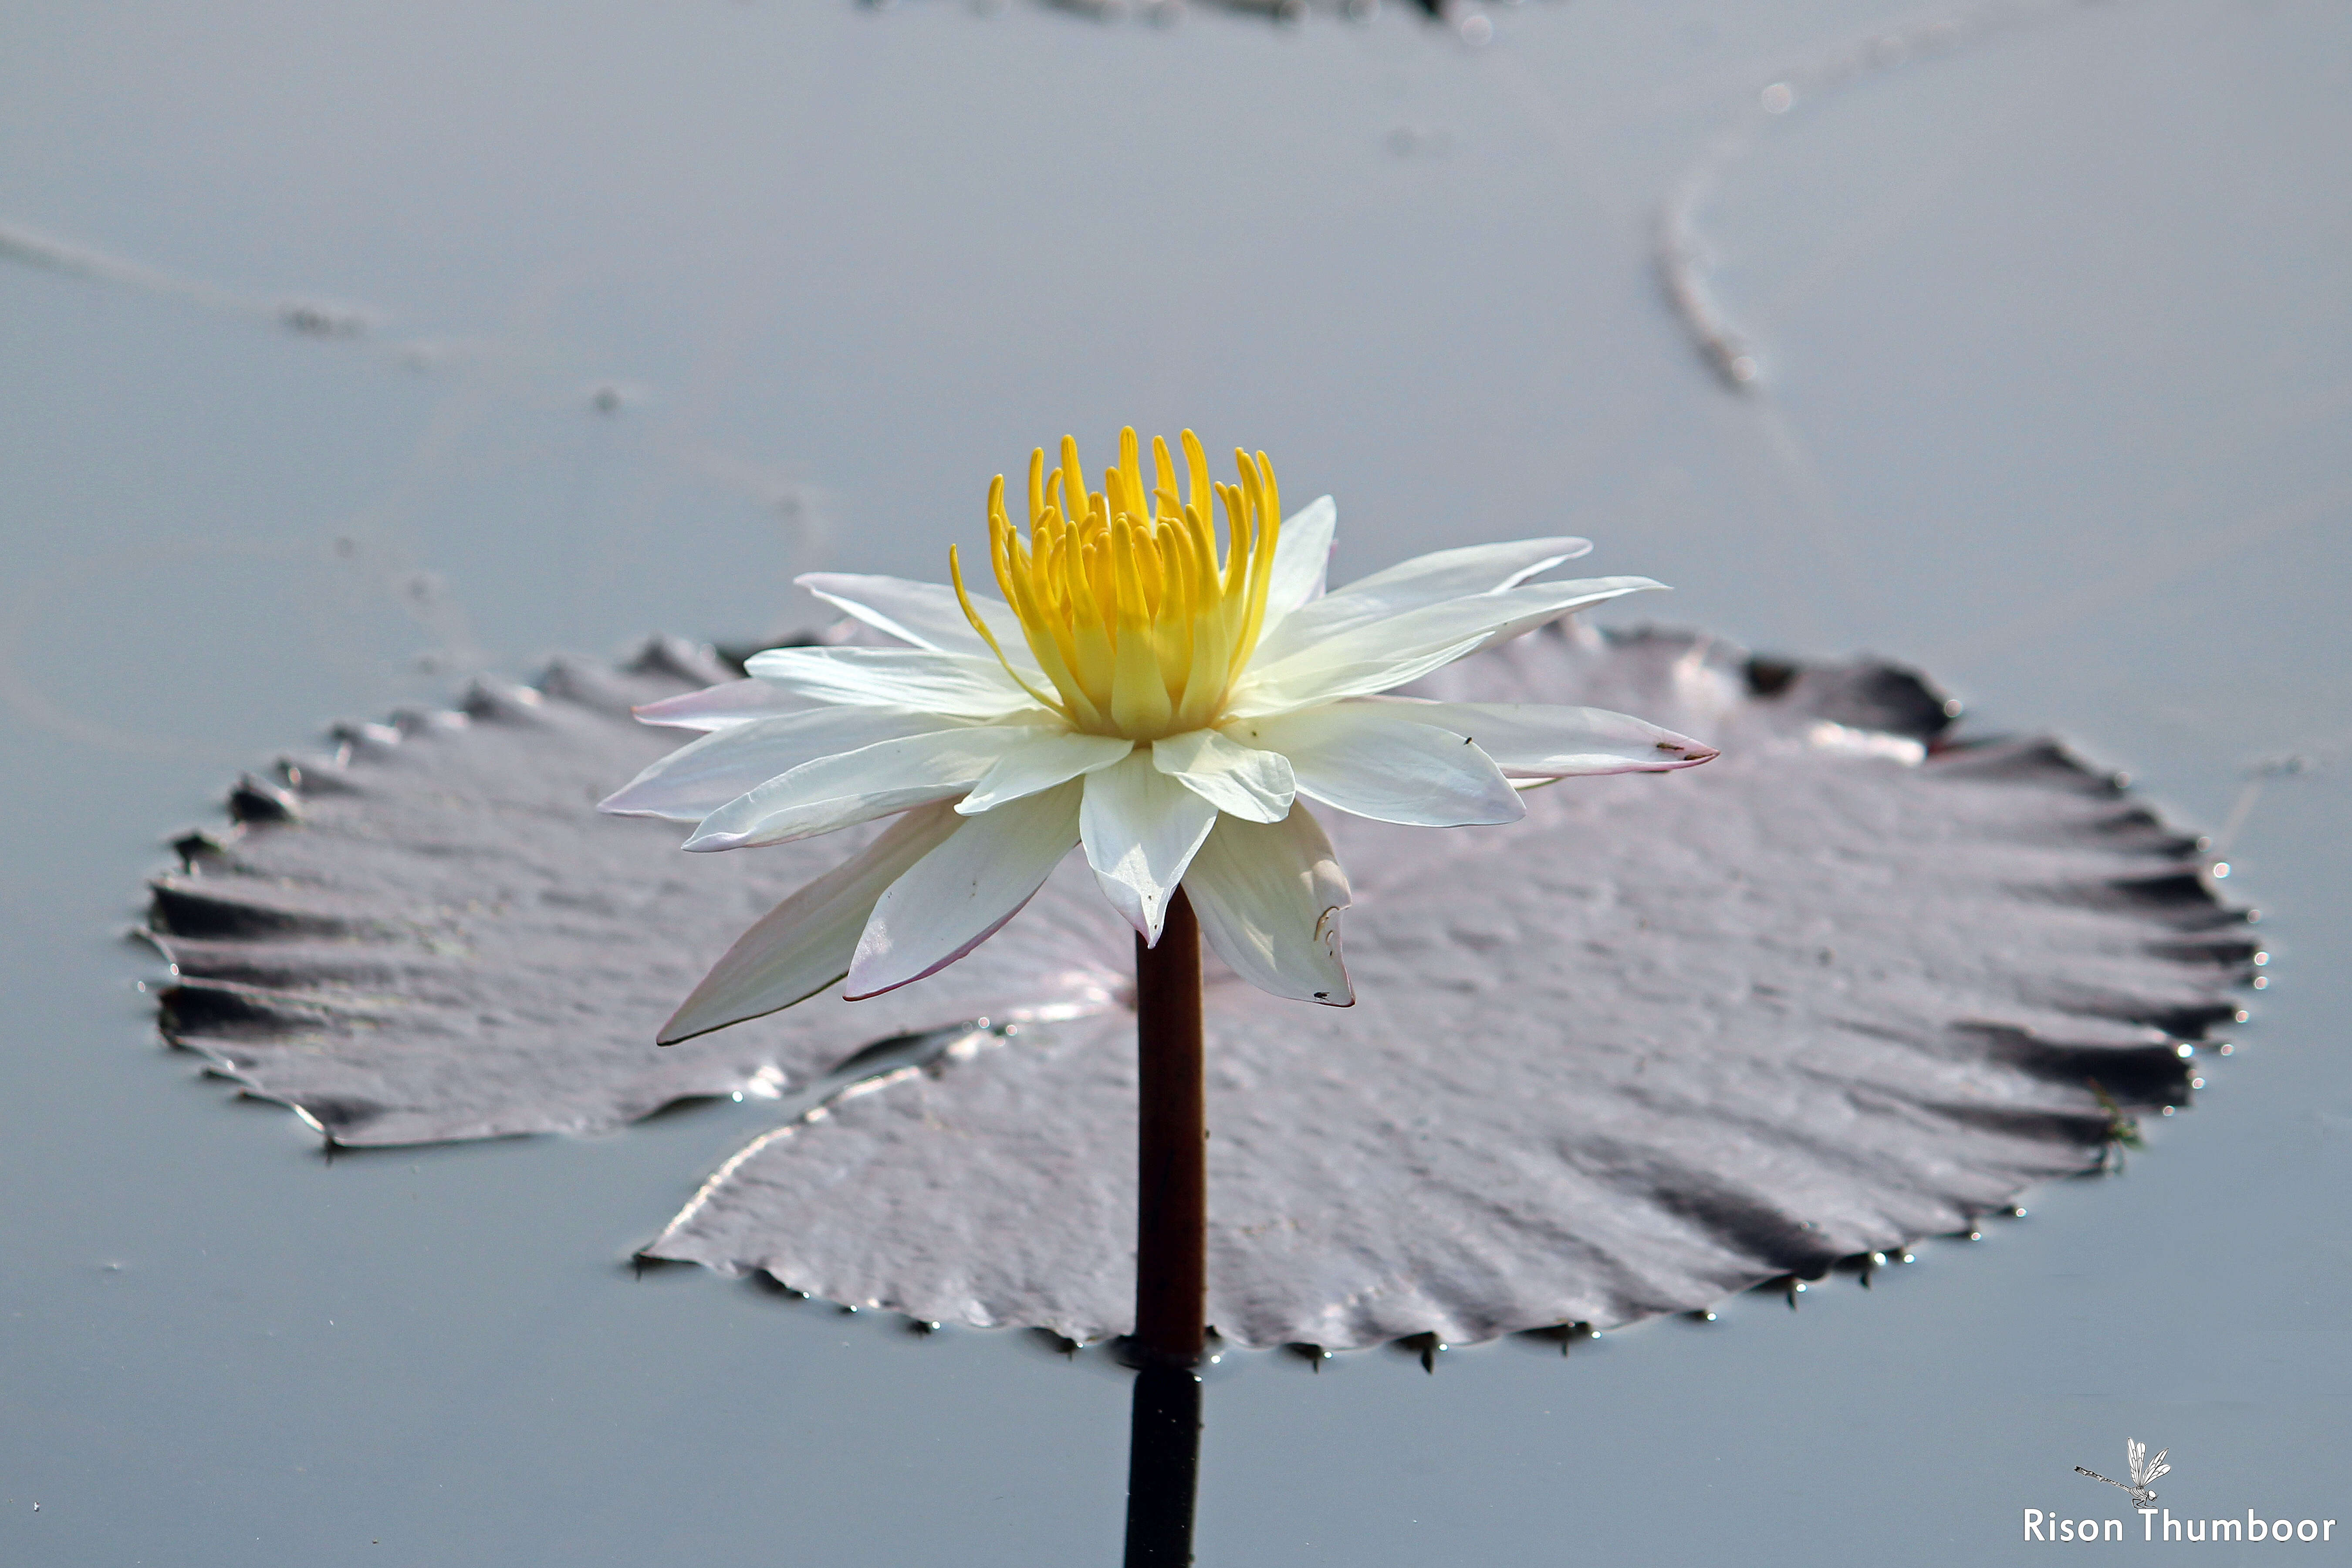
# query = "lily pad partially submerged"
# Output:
<box><xmin>145</xmin><ymin>626</ymin><xmax>2251</xmax><ymax>1349</ymax></box>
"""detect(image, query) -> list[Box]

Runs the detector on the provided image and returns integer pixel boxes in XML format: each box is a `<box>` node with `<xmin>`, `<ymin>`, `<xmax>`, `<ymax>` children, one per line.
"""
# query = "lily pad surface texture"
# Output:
<box><xmin>147</xmin><ymin>622</ymin><xmax>2247</xmax><ymax>1352</ymax></box>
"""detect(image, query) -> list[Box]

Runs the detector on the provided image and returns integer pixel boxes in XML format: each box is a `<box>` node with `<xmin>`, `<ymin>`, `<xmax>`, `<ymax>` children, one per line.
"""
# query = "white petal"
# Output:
<box><xmin>602</xmin><ymin>706</ymin><xmax>970</xmax><ymax>821</ymax></box>
<box><xmin>958</xmin><ymin>731</ymin><xmax>1134</xmax><ymax>814</ymax></box>
<box><xmin>1252</xmin><ymin>536</ymin><xmax>1592</xmax><ymax>664</ymax></box>
<box><xmin>1353</xmin><ymin>698</ymin><xmax>1720</xmax><ymax>777</ymax></box>
<box><xmin>1335</xmin><ymin>534</ymin><xmax>1594</xmax><ymax>598</ymax></box>
<box><xmin>844</xmin><ymin>783</ymin><xmax>1081</xmax><ymax>999</ymax></box>
<box><xmin>657</xmin><ymin>804</ymin><xmax>963</xmax><ymax>1044</ymax></box>
<box><xmin>632</xmin><ymin>678</ymin><xmax>805</xmax><ymax>732</ymax></box>
<box><xmin>1230</xmin><ymin>576</ymin><xmax>1665</xmax><ymax>715</ymax></box>
<box><xmin>1080</xmin><ymin>750</ymin><xmax>1221</xmax><ymax>942</ymax></box>
<box><xmin>1150</xmin><ymin>728</ymin><xmax>1296</xmax><ymax>824</ymax></box>
<box><xmin>743</xmin><ymin>645</ymin><xmax>1039</xmax><ymax>719</ymax></box>
<box><xmin>1257</xmin><ymin>495</ymin><xmax>1336</xmax><ymax>637</ymax></box>
<box><xmin>1183</xmin><ymin>805</ymin><xmax>1352</xmax><ymax>1006</ymax></box>
<box><xmin>798</xmin><ymin>571</ymin><xmax>1037</xmax><ymax>674</ymax></box>
<box><xmin>1224</xmin><ymin>703</ymin><xmax>1524</xmax><ymax>828</ymax></box>
<box><xmin>684</xmin><ymin>726</ymin><xmax>1027</xmax><ymax>850</ymax></box>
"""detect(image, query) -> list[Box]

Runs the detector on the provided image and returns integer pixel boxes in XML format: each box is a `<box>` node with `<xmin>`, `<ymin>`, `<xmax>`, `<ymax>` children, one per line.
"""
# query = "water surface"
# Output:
<box><xmin>2</xmin><ymin>0</ymin><xmax>2347</xmax><ymax>1560</ymax></box>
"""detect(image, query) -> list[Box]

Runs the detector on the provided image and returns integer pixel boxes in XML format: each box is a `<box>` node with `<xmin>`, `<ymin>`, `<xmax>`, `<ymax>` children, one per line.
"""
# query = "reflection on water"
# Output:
<box><xmin>1124</xmin><ymin>1366</ymin><xmax>1204</xmax><ymax>1566</ymax></box>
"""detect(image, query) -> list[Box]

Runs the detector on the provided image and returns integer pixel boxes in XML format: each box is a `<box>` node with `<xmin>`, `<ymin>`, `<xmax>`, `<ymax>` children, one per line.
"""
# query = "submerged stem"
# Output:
<box><xmin>1133</xmin><ymin>890</ymin><xmax>1206</xmax><ymax>1366</ymax></box>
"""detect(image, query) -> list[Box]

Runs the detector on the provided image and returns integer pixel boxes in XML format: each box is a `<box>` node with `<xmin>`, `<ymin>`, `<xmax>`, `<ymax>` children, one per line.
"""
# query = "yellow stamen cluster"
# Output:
<box><xmin>951</xmin><ymin>428</ymin><xmax>1282</xmax><ymax>741</ymax></box>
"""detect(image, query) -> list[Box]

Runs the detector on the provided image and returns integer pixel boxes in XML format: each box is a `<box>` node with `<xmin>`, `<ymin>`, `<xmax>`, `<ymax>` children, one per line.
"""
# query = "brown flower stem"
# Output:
<box><xmin>1133</xmin><ymin>888</ymin><xmax>1206</xmax><ymax>1367</ymax></box>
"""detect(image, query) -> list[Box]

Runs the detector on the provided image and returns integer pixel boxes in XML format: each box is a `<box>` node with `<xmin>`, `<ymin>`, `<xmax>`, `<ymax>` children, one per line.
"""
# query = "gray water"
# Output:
<box><xmin>3</xmin><ymin>0</ymin><xmax>2347</xmax><ymax>1561</ymax></box>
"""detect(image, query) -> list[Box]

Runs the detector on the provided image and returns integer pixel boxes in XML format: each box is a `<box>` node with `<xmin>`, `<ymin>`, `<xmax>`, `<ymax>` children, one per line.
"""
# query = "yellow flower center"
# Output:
<box><xmin>951</xmin><ymin>428</ymin><xmax>1283</xmax><ymax>741</ymax></box>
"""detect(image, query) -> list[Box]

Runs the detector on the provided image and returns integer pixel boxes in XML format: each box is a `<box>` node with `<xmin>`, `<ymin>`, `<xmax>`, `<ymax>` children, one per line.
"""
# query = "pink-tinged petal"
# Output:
<box><xmin>601</xmin><ymin>706</ymin><xmax>973</xmax><ymax>822</ymax></box>
<box><xmin>742</xmin><ymin>645</ymin><xmax>1041</xmax><ymax>719</ymax></box>
<box><xmin>632</xmin><ymin>678</ymin><xmax>806</xmax><ymax>732</ymax></box>
<box><xmin>1183</xmin><ymin>804</ymin><xmax>1352</xmax><ymax>1006</ymax></box>
<box><xmin>683</xmin><ymin>726</ymin><xmax>1027</xmax><ymax>851</ymax></box>
<box><xmin>957</xmin><ymin>731</ymin><xmax>1134</xmax><ymax>815</ymax></box>
<box><xmin>843</xmin><ymin>783</ymin><xmax>1082</xmax><ymax>999</ymax></box>
<box><xmin>1352</xmin><ymin>697</ymin><xmax>1720</xmax><ymax>776</ymax></box>
<box><xmin>1150</xmin><ymin>728</ymin><xmax>1295</xmax><ymax>824</ymax></box>
<box><xmin>1251</xmin><ymin>536</ymin><xmax>1593</xmax><ymax>664</ymax></box>
<box><xmin>1080</xmin><ymin>751</ymin><xmax>1221</xmax><ymax>943</ymax></box>
<box><xmin>657</xmin><ymin>804</ymin><xmax>963</xmax><ymax>1044</ymax></box>
<box><xmin>1224</xmin><ymin>703</ymin><xmax>1524</xmax><ymax>828</ymax></box>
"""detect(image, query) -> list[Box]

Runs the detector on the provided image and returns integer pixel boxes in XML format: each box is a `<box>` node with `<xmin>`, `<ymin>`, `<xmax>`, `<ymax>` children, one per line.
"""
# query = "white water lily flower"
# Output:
<box><xmin>604</xmin><ymin>429</ymin><xmax>1718</xmax><ymax>1042</ymax></box>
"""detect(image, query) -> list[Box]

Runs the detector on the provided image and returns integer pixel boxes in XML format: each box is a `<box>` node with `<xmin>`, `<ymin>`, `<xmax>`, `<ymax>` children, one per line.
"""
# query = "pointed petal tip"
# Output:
<box><xmin>598</xmin><ymin>789</ymin><xmax>700</xmax><ymax>822</ymax></box>
<box><xmin>657</xmin><ymin>984</ymin><xmax>832</xmax><ymax>1044</ymax></box>
<box><xmin>791</xmin><ymin>568</ymin><xmax>877</xmax><ymax>593</ymax></box>
<box><xmin>654</xmin><ymin>1001</ymin><xmax>740</xmax><ymax>1046</ymax></box>
<box><xmin>838</xmin><ymin>975</ymin><xmax>913</xmax><ymax>1004</ymax></box>
<box><xmin>841</xmin><ymin>910</ymin><xmax>1011</xmax><ymax>999</ymax></box>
